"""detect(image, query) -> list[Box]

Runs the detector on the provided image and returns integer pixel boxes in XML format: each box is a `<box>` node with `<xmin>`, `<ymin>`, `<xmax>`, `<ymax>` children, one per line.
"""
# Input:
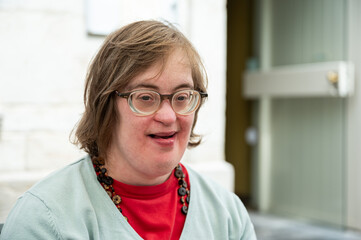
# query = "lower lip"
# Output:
<box><xmin>149</xmin><ymin>134</ymin><xmax>176</xmax><ymax>147</ymax></box>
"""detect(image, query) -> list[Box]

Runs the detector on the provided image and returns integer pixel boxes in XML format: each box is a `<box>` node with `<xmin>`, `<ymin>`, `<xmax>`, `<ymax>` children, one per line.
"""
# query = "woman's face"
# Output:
<box><xmin>107</xmin><ymin>48</ymin><xmax>195</xmax><ymax>185</ymax></box>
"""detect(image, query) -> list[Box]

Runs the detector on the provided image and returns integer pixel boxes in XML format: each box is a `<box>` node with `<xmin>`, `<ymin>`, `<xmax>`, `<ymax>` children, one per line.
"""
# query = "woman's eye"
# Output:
<box><xmin>176</xmin><ymin>94</ymin><xmax>190</xmax><ymax>101</ymax></box>
<box><xmin>177</xmin><ymin>96</ymin><xmax>186</xmax><ymax>101</ymax></box>
<box><xmin>141</xmin><ymin>96</ymin><xmax>151</xmax><ymax>100</ymax></box>
<box><xmin>137</xmin><ymin>94</ymin><xmax>153</xmax><ymax>101</ymax></box>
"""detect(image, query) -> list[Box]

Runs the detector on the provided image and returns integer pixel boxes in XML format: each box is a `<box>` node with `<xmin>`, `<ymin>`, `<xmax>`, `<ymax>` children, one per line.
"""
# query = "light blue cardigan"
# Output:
<box><xmin>1</xmin><ymin>156</ymin><xmax>257</xmax><ymax>239</ymax></box>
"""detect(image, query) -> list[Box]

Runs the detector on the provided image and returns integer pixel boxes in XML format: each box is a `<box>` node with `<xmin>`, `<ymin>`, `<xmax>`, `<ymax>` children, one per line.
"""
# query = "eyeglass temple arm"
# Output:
<box><xmin>200</xmin><ymin>92</ymin><xmax>208</xmax><ymax>98</ymax></box>
<box><xmin>115</xmin><ymin>91</ymin><xmax>130</xmax><ymax>99</ymax></box>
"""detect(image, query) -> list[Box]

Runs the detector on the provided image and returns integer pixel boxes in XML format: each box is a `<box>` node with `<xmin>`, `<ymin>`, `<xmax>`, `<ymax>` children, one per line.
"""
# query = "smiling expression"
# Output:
<box><xmin>106</xmin><ymin>48</ymin><xmax>195</xmax><ymax>185</ymax></box>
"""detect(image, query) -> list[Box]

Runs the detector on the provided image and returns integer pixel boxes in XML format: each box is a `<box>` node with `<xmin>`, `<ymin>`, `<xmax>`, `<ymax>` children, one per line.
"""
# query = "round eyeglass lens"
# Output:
<box><xmin>129</xmin><ymin>91</ymin><xmax>160</xmax><ymax>115</ymax></box>
<box><xmin>172</xmin><ymin>90</ymin><xmax>200</xmax><ymax>115</ymax></box>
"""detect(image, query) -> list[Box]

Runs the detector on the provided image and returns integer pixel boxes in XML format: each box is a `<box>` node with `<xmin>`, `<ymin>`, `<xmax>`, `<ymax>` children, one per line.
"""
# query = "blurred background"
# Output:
<box><xmin>1</xmin><ymin>0</ymin><xmax>361</xmax><ymax>239</ymax></box>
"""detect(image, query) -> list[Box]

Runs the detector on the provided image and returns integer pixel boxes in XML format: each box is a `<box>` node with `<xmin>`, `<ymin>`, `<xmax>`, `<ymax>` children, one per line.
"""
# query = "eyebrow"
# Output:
<box><xmin>128</xmin><ymin>83</ymin><xmax>194</xmax><ymax>91</ymax></box>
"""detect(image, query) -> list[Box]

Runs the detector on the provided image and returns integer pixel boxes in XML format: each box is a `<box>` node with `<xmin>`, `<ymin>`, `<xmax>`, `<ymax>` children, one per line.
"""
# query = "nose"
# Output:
<box><xmin>153</xmin><ymin>99</ymin><xmax>177</xmax><ymax>124</ymax></box>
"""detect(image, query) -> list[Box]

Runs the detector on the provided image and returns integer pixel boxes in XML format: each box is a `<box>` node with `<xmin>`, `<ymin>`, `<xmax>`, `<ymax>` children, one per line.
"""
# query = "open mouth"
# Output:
<box><xmin>149</xmin><ymin>133</ymin><xmax>176</xmax><ymax>139</ymax></box>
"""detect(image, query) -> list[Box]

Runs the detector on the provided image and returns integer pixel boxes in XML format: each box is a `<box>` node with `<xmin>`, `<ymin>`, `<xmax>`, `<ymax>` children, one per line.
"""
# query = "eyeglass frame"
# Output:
<box><xmin>115</xmin><ymin>89</ymin><xmax>208</xmax><ymax>116</ymax></box>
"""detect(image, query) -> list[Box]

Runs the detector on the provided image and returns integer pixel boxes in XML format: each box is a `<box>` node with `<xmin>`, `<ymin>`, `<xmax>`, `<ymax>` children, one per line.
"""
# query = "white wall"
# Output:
<box><xmin>0</xmin><ymin>0</ymin><xmax>93</xmax><ymax>171</ymax></box>
<box><xmin>0</xmin><ymin>0</ymin><xmax>101</xmax><ymax>222</ymax></box>
<box><xmin>184</xmin><ymin>0</ymin><xmax>227</xmax><ymax>164</ymax></box>
<box><xmin>0</xmin><ymin>0</ymin><xmax>231</xmax><ymax>222</ymax></box>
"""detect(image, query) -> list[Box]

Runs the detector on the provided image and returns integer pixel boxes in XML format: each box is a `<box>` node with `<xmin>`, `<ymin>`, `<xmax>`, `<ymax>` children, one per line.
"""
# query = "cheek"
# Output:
<box><xmin>181</xmin><ymin>115</ymin><xmax>195</xmax><ymax>135</ymax></box>
<box><xmin>116</xmin><ymin>102</ymin><xmax>141</xmax><ymax>139</ymax></box>
<box><xmin>119</xmin><ymin>115</ymin><xmax>145</xmax><ymax>139</ymax></box>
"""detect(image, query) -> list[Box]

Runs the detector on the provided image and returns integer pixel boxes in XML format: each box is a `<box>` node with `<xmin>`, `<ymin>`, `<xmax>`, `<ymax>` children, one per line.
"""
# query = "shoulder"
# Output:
<box><xmin>184</xmin><ymin>165</ymin><xmax>257</xmax><ymax>240</ymax></box>
<box><xmin>28</xmin><ymin>156</ymin><xmax>93</xmax><ymax>199</ymax></box>
<box><xmin>1</xmin><ymin>189</ymin><xmax>63</xmax><ymax>239</ymax></box>
<box><xmin>186</xmin><ymin>165</ymin><xmax>239</xmax><ymax>205</ymax></box>
<box><xmin>24</xmin><ymin>155</ymin><xmax>99</xmax><ymax>219</ymax></box>
<box><xmin>32</xmin><ymin>155</ymin><xmax>92</xmax><ymax>185</ymax></box>
<box><xmin>0</xmin><ymin>156</ymin><xmax>102</xmax><ymax>240</ymax></box>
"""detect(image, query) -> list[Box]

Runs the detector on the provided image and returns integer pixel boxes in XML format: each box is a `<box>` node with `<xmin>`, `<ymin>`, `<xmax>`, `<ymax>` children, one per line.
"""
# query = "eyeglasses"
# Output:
<box><xmin>115</xmin><ymin>89</ymin><xmax>208</xmax><ymax>116</ymax></box>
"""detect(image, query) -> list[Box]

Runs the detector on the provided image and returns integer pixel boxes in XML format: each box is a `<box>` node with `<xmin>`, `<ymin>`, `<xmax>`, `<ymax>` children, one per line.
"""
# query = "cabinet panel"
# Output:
<box><xmin>270</xmin><ymin>97</ymin><xmax>345</xmax><ymax>225</ymax></box>
<box><xmin>271</xmin><ymin>0</ymin><xmax>346</xmax><ymax>66</ymax></box>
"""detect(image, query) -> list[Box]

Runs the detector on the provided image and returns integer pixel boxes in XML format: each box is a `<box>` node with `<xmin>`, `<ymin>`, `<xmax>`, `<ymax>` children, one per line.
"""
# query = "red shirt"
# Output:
<box><xmin>111</xmin><ymin>164</ymin><xmax>190</xmax><ymax>240</ymax></box>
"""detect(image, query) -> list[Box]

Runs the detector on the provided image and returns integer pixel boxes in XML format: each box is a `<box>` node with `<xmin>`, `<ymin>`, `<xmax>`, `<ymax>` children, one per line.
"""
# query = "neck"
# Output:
<box><xmin>104</xmin><ymin>155</ymin><xmax>173</xmax><ymax>186</ymax></box>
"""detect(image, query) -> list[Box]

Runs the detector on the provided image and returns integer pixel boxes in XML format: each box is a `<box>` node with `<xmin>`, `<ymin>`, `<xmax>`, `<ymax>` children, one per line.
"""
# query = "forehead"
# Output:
<box><xmin>126</xmin><ymin>49</ymin><xmax>194</xmax><ymax>91</ymax></box>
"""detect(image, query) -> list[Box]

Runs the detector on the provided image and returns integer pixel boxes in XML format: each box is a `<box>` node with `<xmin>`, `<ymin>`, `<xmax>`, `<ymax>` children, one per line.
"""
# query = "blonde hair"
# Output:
<box><xmin>73</xmin><ymin>20</ymin><xmax>207</xmax><ymax>157</ymax></box>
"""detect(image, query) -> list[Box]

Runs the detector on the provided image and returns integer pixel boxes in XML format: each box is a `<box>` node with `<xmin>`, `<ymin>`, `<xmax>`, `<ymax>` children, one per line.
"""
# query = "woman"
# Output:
<box><xmin>0</xmin><ymin>20</ymin><xmax>256</xmax><ymax>239</ymax></box>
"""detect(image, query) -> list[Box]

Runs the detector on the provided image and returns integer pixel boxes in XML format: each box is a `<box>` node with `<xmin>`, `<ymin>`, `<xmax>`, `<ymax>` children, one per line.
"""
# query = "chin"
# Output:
<box><xmin>152</xmin><ymin>155</ymin><xmax>181</xmax><ymax>170</ymax></box>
